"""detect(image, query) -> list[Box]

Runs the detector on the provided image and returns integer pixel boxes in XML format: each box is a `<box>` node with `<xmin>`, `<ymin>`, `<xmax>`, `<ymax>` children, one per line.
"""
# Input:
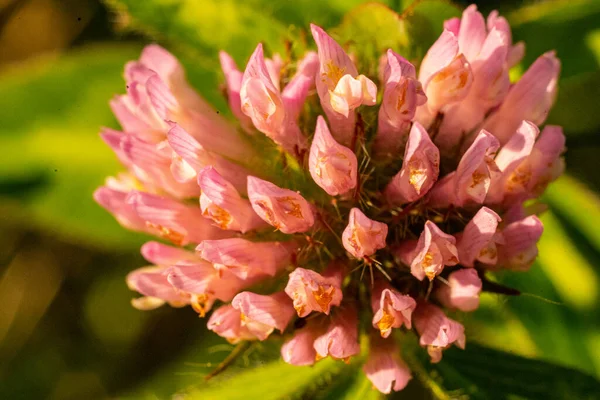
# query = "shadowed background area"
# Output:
<box><xmin>1</xmin><ymin>0</ymin><xmax>599</xmax><ymax>399</ymax></box>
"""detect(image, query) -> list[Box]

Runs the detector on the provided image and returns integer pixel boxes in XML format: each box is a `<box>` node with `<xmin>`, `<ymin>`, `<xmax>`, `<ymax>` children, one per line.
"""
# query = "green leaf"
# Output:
<box><xmin>547</xmin><ymin>71</ymin><xmax>600</xmax><ymax>135</ymax></box>
<box><xmin>508</xmin><ymin>0</ymin><xmax>600</xmax><ymax>79</ymax></box>
<box><xmin>543</xmin><ymin>175</ymin><xmax>600</xmax><ymax>255</ymax></box>
<box><xmin>0</xmin><ymin>44</ymin><xmax>147</xmax><ymax>250</ymax></box>
<box><xmin>105</xmin><ymin>0</ymin><xmax>288</xmax><ymax>65</ymax></box>
<box><xmin>187</xmin><ymin>358</ymin><xmax>351</xmax><ymax>400</ymax></box>
<box><xmin>408</xmin><ymin>342</ymin><xmax>600</xmax><ymax>400</ymax></box>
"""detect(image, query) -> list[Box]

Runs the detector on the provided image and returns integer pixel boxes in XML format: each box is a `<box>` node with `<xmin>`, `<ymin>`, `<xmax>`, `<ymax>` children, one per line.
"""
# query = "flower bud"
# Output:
<box><xmin>375</xmin><ymin>49</ymin><xmax>426</xmax><ymax>156</ymax></box>
<box><xmin>308</xmin><ymin>116</ymin><xmax>358</xmax><ymax>196</ymax></box>
<box><xmin>207</xmin><ymin>305</ymin><xmax>256</xmax><ymax>343</ymax></box>
<box><xmin>397</xmin><ymin>221</ymin><xmax>458</xmax><ymax>281</ymax></box>
<box><xmin>363</xmin><ymin>334</ymin><xmax>412</xmax><ymax>394</ymax></box>
<box><xmin>247</xmin><ymin>176</ymin><xmax>315</xmax><ymax>233</ymax></box>
<box><xmin>436</xmin><ymin>268</ymin><xmax>483</xmax><ymax>311</ymax></box>
<box><xmin>231</xmin><ymin>291</ymin><xmax>295</xmax><ymax>341</ymax></box>
<box><xmin>385</xmin><ymin>122</ymin><xmax>440</xmax><ymax>205</ymax></box>
<box><xmin>196</xmin><ymin>238</ymin><xmax>294</xmax><ymax>279</ymax></box>
<box><xmin>313</xmin><ymin>305</ymin><xmax>360</xmax><ymax>361</ymax></box>
<box><xmin>285</xmin><ymin>262</ymin><xmax>343</xmax><ymax>317</ymax></box>
<box><xmin>198</xmin><ymin>166</ymin><xmax>266</xmax><ymax>232</ymax></box>
<box><xmin>342</xmin><ymin>208</ymin><xmax>388</xmax><ymax>259</ymax></box>
<box><xmin>413</xmin><ymin>302</ymin><xmax>466</xmax><ymax>363</ymax></box>
<box><xmin>371</xmin><ymin>280</ymin><xmax>416</xmax><ymax>338</ymax></box>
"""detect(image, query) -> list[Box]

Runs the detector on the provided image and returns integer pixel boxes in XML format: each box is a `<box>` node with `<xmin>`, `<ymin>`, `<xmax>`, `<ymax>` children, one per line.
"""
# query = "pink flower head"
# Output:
<box><xmin>311</xmin><ymin>24</ymin><xmax>376</xmax><ymax>145</ymax></box>
<box><xmin>126</xmin><ymin>191</ymin><xmax>230</xmax><ymax>246</ymax></box>
<box><xmin>285</xmin><ymin>262</ymin><xmax>344</xmax><ymax>317</ymax></box>
<box><xmin>240</xmin><ymin>44</ymin><xmax>308</xmax><ymax>153</ymax></box>
<box><xmin>342</xmin><ymin>208</ymin><xmax>388</xmax><ymax>259</ymax></box>
<box><xmin>95</xmin><ymin>9</ymin><xmax>566</xmax><ymax>394</ymax></box>
<box><xmin>398</xmin><ymin>221</ymin><xmax>458</xmax><ymax>281</ymax></box>
<box><xmin>313</xmin><ymin>305</ymin><xmax>360</xmax><ymax>361</ymax></box>
<box><xmin>247</xmin><ymin>176</ymin><xmax>315</xmax><ymax>233</ymax></box>
<box><xmin>207</xmin><ymin>304</ymin><xmax>256</xmax><ymax>344</ymax></box>
<box><xmin>414</xmin><ymin>302</ymin><xmax>466</xmax><ymax>363</ymax></box>
<box><xmin>231</xmin><ymin>291</ymin><xmax>295</xmax><ymax>341</ymax></box>
<box><xmin>198</xmin><ymin>166</ymin><xmax>265</xmax><ymax>232</ymax></box>
<box><xmin>371</xmin><ymin>280</ymin><xmax>416</xmax><ymax>338</ymax></box>
<box><xmin>416</xmin><ymin>30</ymin><xmax>473</xmax><ymax>126</ymax></box>
<box><xmin>375</xmin><ymin>50</ymin><xmax>427</xmax><ymax>156</ymax></box>
<box><xmin>281</xmin><ymin>319</ymin><xmax>323</xmax><ymax>366</ymax></box>
<box><xmin>384</xmin><ymin>122</ymin><xmax>440</xmax><ymax>205</ymax></box>
<box><xmin>456</xmin><ymin>207</ymin><xmax>502</xmax><ymax>267</ymax></box>
<box><xmin>436</xmin><ymin>268</ymin><xmax>483</xmax><ymax>312</ymax></box>
<box><xmin>196</xmin><ymin>238</ymin><xmax>294</xmax><ymax>279</ymax></box>
<box><xmin>363</xmin><ymin>334</ymin><xmax>412</xmax><ymax>394</ymax></box>
<box><xmin>308</xmin><ymin>116</ymin><xmax>358</xmax><ymax>196</ymax></box>
<box><xmin>483</xmin><ymin>51</ymin><xmax>560</xmax><ymax>144</ymax></box>
<box><xmin>498</xmin><ymin>215</ymin><xmax>544</xmax><ymax>270</ymax></box>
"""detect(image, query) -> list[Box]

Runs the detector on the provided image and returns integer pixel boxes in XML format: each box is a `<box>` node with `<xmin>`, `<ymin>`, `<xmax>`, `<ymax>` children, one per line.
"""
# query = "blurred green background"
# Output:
<box><xmin>0</xmin><ymin>0</ymin><xmax>599</xmax><ymax>399</ymax></box>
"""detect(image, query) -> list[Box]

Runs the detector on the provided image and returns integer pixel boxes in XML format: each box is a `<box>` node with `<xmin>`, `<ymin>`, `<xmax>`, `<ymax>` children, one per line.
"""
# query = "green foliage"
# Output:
<box><xmin>187</xmin><ymin>357</ymin><xmax>351</xmax><ymax>400</ymax></box>
<box><xmin>423</xmin><ymin>343</ymin><xmax>600</xmax><ymax>400</ymax></box>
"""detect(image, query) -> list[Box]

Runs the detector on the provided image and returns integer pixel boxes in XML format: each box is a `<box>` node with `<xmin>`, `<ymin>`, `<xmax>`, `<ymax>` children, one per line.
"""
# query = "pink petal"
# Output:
<box><xmin>363</xmin><ymin>335</ymin><xmax>412</xmax><ymax>394</ymax></box>
<box><xmin>219</xmin><ymin>51</ymin><xmax>253</xmax><ymax>130</ymax></box>
<box><xmin>241</xmin><ymin>44</ymin><xmax>307</xmax><ymax>153</ymax></box>
<box><xmin>308</xmin><ymin>116</ymin><xmax>358</xmax><ymax>196</ymax></box>
<box><xmin>247</xmin><ymin>176</ymin><xmax>315</xmax><ymax>234</ymax></box>
<box><xmin>120</xmin><ymin>134</ymin><xmax>200</xmax><ymax>198</ymax></box>
<box><xmin>423</xmin><ymin>54</ymin><xmax>473</xmax><ymax>113</ymax></box>
<box><xmin>385</xmin><ymin>122</ymin><xmax>440</xmax><ymax>205</ymax></box>
<box><xmin>499</xmin><ymin>215</ymin><xmax>543</xmax><ymax>270</ymax></box>
<box><xmin>404</xmin><ymin>221</ymin><xmax>458</xmax><ymax>281</ymax></box>
<box><xmin>456</xmin><ymin>207</ymin><xmax>502</xmax><ymax>267</ymax></box>
<box><xmin>198</xmin><ymin>166</ymin><xmax>265</xmax><ymax>232</ymax></box>
<box><xmin>371</xmin><ymin>280</ymin><xmax>416</xmax><ymax>337</ymax></box>
<box><xmin>313</xmin><ymin>305</ymin><xmax>360</xmax><ymax>360</ymax></box>
<box><xmin>310</xmin><ymin>23</ymin><xmax>361</xmax><ymax>145</ymax></box>
<box><xmin>126</xmin><ymin>266</ymin><xmax>188</xmax><ymax>304</ymax></box>
<box><xmin>375</xmin><ymin>50</ymin><xmax>426</xmax><ymax>156</ymax></box>
<box><xmin>436</xmin><ymin>268</ymin><xmax>482</xmax><ymax>312</ymax></box>
<box><xmin>281</xmin><ymin>319</ymin><xmax>323</xmax><ymax>366</ymax></box>
<box><xmin>207</xmin><ymin>304</ymin><xmax>256</xmax><ymax>343</ymax></box>
<box><xmin>196</xmin><ymin>238</ymin><xmax>294</xmax><ymax>279</ymax></box>
<box><xmin>231</xmin><ymin>291</ymin><xmax>295</xmax><ymax>340</ymax></box>
<box><xmin>413</xmin><ymin>302</ymin><xmax>466</xmax><ymax>363</ymax></box>
<box><xmin>167</xmin><ymin>262</ymin><xmax>246</xmax><ymax>306</ymax></box>
<box><xmin>418</xmin><ymin>30</ymin><xmax>459</xmax><ymax>86</ymax></box>
<box><xmin>457</xmin><ymin>5</ymin><xmax>487</xmax><ymax>62</ymax></box>
<box><xmin>483</xmin><ymin>52</ymin><xmax>560</xmax><ymax>144</ymax></box>
<box><xmin>167</xmin><ymin>123</ymin><xmax>249</xmax><ymax>193</ymax></box>
<box><xmin>342</xmin><ymin>208</ymin><xmax>388</xmax><ymax>259</ymax></box>
<box><xmin>93</xmin><ymin>186</ymin><xmax>147</xmax><ymax>232</ymax></box>
<box><xmin>141</xmin><ymin>241</ymin><xmax>200</xmax><ymax>266</ymax></box>
<box><xmin>126</xmin><ymin>191</ymin><xmax>231</xmax><ymax>245</ymax></box>
<box><xmin>285</xmin><ymin>263</ymin><xmax>343</xmax><ymax>317</ymax></box>
<box><xmin>486</xmin><ymin>120</ymin><xmax>539</xmax><ymax>204</ymax></box>
<box><xmin>282</xmin><ymin>51</ymin><xmax>319</xmax><ymax>119</ymax></box>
